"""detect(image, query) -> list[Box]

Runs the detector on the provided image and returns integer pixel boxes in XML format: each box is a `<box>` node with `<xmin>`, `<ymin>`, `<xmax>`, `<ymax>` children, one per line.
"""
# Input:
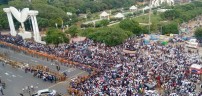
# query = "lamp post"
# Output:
<box><xmin>55</xmin><ymin>23</ymin><xmax>58</xmax><ymax>29</ymax></box>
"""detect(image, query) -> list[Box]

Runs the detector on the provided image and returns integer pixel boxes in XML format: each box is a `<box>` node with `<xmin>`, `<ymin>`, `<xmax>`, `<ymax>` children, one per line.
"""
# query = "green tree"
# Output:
<box><xmin>194</xmin><ymin>28</ymin><xmax>202</xmax><ymax>41</ymax></box>
<box><xmin>162</xmin><ymin>22</ymin><xmax>179</xmax><ymax>35</ymax></box>
<box><xmin>65</xmin><ymin>25</ymin><xmax>79</xmax><ymax>37</ymax></box>
<box><xmin>0</xmin><ymin>5</ymin><xmax>9</xmax><ymax>29</ymax></box>
<box><xmin>37</xmin><ymin>17</ymin><xmax>49</xmax><ymax>29</ymax></box>
<box><xmin>88</xmin><ymin>27</ymin><xmax>132</xmax><ymax>46</ymax></box>
<box><xmin>8</xmin><ymin>0</ymin><xmax>31</xmax><ymax>8</ymax></box>
<box><xmin>119</xmin><ymin>19</ymin><xmax>142</xmax><ymax>35</ymax></box>
<box><xmin>96</xmin><ymin>20</ymin><xmax>109</xmax><ymax>27</ymax></box>
<box><xmin>161</xmin><ymin>10</ymin><xmax>180</xmax><ymax>20</ymax></box>
<box><xmin>45</xmin><ymin>28</ymin><xmax>69</xmax><ymax>46</ymax></box>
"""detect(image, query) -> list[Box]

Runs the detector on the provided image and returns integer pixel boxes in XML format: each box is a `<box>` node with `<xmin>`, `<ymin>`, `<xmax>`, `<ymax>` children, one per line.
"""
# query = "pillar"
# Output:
<box><xmin>3</xmin><ymin>8</ymin><xmax>16</xmax><ymax>36</ymax></box>
<box><xmin>30</xmin><ymin>15</ymin><xmax>37</xmax><ymax>41</ymax></box>
<box><xmin>33</xmin><ymin>15</ymin><xmax>41</xmax><ymax>41</ymax></box>
<box><xmin>21</xmin><ymin>22</ymin><xmax>25</xmax><ymax>32</ymax></box>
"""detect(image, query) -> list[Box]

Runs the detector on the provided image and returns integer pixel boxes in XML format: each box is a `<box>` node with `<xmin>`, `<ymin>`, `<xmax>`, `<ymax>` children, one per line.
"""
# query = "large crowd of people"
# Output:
<box><xmin>0</xmin><ymin>16</ymin><xmax>202</xmax><ymax>96</ymax></box>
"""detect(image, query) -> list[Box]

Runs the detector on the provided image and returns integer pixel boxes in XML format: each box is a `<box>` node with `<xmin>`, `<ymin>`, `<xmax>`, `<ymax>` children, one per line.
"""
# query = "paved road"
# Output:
<box><xmin>0</xmin><ymin>46</ymin><xmax>87</xmax><ymax>78</ymax></box>
<box><xmin>0</xmin><ymin>46</ymin><xmax>88</xmax><ymax>96</ymax></box>
<box><xmin>0</xmin><ymin>63</ymin><xmax>55</xmax><ymax>96</ymax></box>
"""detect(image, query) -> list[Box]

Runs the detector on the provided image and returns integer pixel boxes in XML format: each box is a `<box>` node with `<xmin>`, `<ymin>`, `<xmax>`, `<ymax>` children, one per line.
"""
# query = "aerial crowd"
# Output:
<box><xmin>0</xmin><ymin>16</ymin><xmax>202</xmax><ymax>96</ymax></box>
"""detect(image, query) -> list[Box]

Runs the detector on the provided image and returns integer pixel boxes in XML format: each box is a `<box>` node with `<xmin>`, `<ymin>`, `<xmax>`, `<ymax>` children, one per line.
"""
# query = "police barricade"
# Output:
<box><xmin>30</xmin><ymin>64</ymin><xmax>66</xmax><ymax>82</ymax></box>
<box><xmin>0</xmin><ymin>53</ymin><xmax>25</xmax><ymax>68</ymax></box>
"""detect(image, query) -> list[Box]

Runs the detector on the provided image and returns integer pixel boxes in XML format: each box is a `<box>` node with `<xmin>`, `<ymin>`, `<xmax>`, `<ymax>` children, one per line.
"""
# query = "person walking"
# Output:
<box><xmin>0</xmin><ymin>85</ymin><xmax>4</xmax><ymax>95</ymax></box>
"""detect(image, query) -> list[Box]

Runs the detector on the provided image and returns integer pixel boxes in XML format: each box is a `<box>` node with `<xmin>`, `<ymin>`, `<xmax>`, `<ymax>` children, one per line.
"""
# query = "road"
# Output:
<box><xmin>0</xmin><ymin>46</ymin><xmax>88</xmax><ymax>96</ymax></box>
<box><xmin>0</xmin><ymin>62</ymin><xmax>55</xmax><ymax>96</ymax></box>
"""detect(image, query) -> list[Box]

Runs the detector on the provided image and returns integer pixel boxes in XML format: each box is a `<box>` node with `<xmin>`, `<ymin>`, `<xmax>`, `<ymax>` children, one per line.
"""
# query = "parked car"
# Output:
<box><xmin>32</xmin><ymin>89</ymin><xmax>56</xmax><ymax>96</ymax></box>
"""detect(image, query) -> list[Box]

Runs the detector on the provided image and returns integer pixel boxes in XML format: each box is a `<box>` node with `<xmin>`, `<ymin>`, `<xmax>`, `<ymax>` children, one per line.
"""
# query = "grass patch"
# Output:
<box><xmin>133</xmin><ymin>13</ymin><xmax>162</xmax><ymax>23</ymax></box>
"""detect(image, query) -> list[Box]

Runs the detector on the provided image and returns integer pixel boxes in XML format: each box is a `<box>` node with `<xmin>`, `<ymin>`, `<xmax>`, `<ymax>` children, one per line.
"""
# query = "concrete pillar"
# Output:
<box><xmin>21</xmin><ymin>22</ymin><xmax>25</xmax><ymax>32</ymax></box>
<box><xmin>3</xmin><ymin>8</ymin><xmax>16</xmax><ymax>36</ymax></box>
<box><xmin>33</xmin><ymin>15</ymin><xmax>41</xmax><ymax>41</ymax></box>
<box><xmin>30</xmin><ymin>16</ymin><xmax>37</xmax><ymax>41</ymax></box>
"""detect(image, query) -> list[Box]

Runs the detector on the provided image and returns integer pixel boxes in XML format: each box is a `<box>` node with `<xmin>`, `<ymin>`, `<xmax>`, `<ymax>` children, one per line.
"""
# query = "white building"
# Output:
<box><xmin>114</xmin><ymin>13</ymin><xmax>124</xmax><ymax>19</ymax></box>
<box><xmin>129</xmin><ymin>5</ymin><xmax>138</xmax><ymax>11</ymax></box>
<box><xmin>100</xmin><ymin>11</ymin><xmax>109</xmax><ymax>20</ymax></box>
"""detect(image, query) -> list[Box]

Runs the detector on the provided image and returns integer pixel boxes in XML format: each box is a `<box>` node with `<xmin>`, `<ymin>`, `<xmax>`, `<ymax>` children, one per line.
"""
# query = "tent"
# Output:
<box><xmin>114</xmin><ymin>13</ymin><xmax>124</xmax><ymax>18</ymax></box>
<box><xmin>190</xmin><ymin>64</ymin><xmax>202</xmax><ymax>74</ymax></box>
<box><xmin>143</xmin><ymin>6</ymin><xmax>150</xmax><ymax>10</ymax></box>
<box><xmin>100</xmin><ymin>11</ymin><xmax>109</xmax><ymax>20</ymax></box>
<box><xmin>150</xmin><ymin>35</ymin><xmax>159</xmax><ymax>40</ymax></box>
<box><xmin>130</xmin><ymin>5</ymin><xmax>137</xmax><ymax>11</ymax></box>
<box><xmin>144</xmin><ymin>39</ymin><xmax>150</xmax><ymax>45</ymax></box>
<box><xmin>190</xmin><ymin>64</ymin><xmax>202</xmax><ymax>69</ymax></box>
<box><xmin>123</xmin><ymin>49</ymin><xmax>136</xmax><ymax>54</ymax></box>
<box><xmin>142</xmin><ymin>6</ymin><xmax>150</xmax><ymax>13</ymax></box>
<box><xmin>161</xmin><ymin>41</ymin><xmax>168</xmax><ymax>45</ymax></box>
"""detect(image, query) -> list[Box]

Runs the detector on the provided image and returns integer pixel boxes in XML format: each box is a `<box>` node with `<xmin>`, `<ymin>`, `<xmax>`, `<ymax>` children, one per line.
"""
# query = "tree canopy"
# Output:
<box><xmin>162</xmin><ymin>22</ymin><xmax>178</xmax><ymax>35</ymax></box>
<box><xmin>81</xmin><ymin>27</ymin><xmax>133</xmax><ymax>46</ymax></box>
<box><xmin>161</xmin><ymin>1</ymin><xmax>202</xmax><ymax>23</ymax></box>
<box><xmin>45</xmin><ymin>28</ymin><xmax>69</xmax><ymax>45</ymax></box>
<box><xmin>119</xmin><ymin>19</ymin><xmax>146</xmax><ymax>35</ymax></box>
<box><xmin>65</xmin><ymin>25</ymin><xmax>80</xmax><ymax>37</ymax></box>
<box><xmin>194</xmin><ymin>28</ymin><xmax>202</xmax><ymax>42</ymax></box>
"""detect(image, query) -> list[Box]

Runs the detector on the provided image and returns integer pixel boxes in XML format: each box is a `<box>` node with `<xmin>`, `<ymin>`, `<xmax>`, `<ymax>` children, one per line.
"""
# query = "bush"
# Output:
<box><xmin>81</xmin><ymin>23</ymin><xmax>94</xmax><ymax>28</ymax></box>
<box><xmin>95</xmin><ymin>20</ymin><xmax>109</xmax><ymax>28</ymax></box>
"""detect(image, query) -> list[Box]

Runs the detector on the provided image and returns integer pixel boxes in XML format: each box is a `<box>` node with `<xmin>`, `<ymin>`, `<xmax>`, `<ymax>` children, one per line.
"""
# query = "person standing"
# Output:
<box><xmin>0</xmin><ymin>85</ymin><xmax>4</xmax><ymax>95</ymax></box>
<box><xmin>56</xmin><ymin>65</ymin><xmax>60</xmax><ymax>71</ymax></box>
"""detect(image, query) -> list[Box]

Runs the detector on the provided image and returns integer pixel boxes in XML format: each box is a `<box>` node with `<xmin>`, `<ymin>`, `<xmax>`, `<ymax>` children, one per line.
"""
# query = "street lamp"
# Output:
<box><xmin>55</xmin><ymin>23</ymin><xmax>58</xmax><ymax>29</ymax></box>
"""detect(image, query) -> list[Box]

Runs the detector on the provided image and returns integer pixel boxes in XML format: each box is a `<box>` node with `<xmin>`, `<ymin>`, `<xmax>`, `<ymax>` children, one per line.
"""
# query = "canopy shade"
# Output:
<box><xmin>100</xmin><ymin>11</ymin><xmax>109</xmax><ymax>17</ymax></box>
<box><xmin>114</xmin><ymin>13</ymin><xmax>124</xmax><ymax>18</ymax></box>
<box><xmin>130</xmin><ymin>5</ymin><xmax>137</xmax><ymax>10</ymax></box>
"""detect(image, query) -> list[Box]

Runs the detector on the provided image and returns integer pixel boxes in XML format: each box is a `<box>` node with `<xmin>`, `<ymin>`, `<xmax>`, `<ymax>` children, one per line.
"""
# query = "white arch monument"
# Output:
<box><xmin>3</xmin><ymin>7</ymin><xmax>43</xmax><ymax>43</ymax></box>
<box><xmin>151</xmin><ymin>0</ymin><xmax>174</xmax><ymax>7</ymax></box>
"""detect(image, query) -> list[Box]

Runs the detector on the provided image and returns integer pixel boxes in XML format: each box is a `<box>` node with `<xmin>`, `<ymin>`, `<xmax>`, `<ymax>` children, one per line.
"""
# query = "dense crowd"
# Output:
<box><xmin>0</xmin><ymin>16</ymin><xmax>202</xmax><ymax>96</ymax></box>
<box><xmin>24</xmin><ymin>67</ymin><xmax>57</xmax><ymax>83</ymax></box>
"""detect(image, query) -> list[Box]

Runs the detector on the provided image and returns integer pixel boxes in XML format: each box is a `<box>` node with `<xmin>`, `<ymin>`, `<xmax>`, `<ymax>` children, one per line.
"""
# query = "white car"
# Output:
<box><xmin>32</xmin><ymin>89</ymin><xmax>56</xmax><ymax>96</ymax></box>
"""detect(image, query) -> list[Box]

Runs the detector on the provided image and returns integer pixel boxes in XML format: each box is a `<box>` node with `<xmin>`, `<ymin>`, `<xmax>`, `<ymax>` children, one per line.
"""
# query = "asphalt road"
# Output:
<box><xmin>0</xmin><ymin>63</ymin><xmax>56</xmax><ymax>96</ymax></box>
<box><xmin>0</xmin><ymin>46</ymin><xmax>88</xmax><ymax>96</ymax></box>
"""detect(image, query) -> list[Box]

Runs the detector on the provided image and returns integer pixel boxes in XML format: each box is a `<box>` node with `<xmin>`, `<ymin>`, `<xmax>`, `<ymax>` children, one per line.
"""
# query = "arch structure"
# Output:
<box><xmin>3</xmin><ymin>7</ymin><xmax>44</xmax><ymax>44</ymax></box>
<box><xmin>151</xmin><ymin>0</ymin><xmax>174</xmax><ymax>7</ymax></box>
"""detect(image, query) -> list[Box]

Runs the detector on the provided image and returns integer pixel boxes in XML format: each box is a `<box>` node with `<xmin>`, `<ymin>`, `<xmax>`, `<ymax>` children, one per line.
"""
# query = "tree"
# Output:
<box><xmin>195</xmin><ymin>28</ymin><xmax>202</xmax><ymax>42</ymax></box>
<box><xmin>0</xmin><ymin>5</ymin><xmax>9</xmax><ymax>29</ymax></box>
<box><xmin>162</xmin><ymin>22</ymin><xmax>178</xmax><ymax>35</ymax></box>
<box><xmin>0</xmin><ymin>0</ymin><xmax>9</xmax><ymax>4</ymax></box>
<box><xmin>65</xmin><ymin>25</ymin><xmax>79</xmax><ymax>37</ymax></box>
<box><xmin>45</xmin><ymin>28</ymin><xmax>69</xmax><ymax>46</ymax></box>
<box><xmin>96</xmin><ymin>20</ymin><xmax>109</xmax><ymax>27</ymax></box>
<box><xmin>8</xmin><ymin>0</ymin><xmax>31</xmax><ymax>8</ymax></box>
<box><xmin>37</xmin><ymin>17</ymin><xmax>49</xmax><ymax>29</ymax></box>
<box><xmin>87</xmin><ymin>27</ymin><xmax>133</xmax><ymax>46</ymax></box>
<box><xmin>119</xmin><ymin>19</ymin><xmax>142</xmax><ymax>35</ymax></box>
<box><xmin>161</xmin><ymin>10</ymin><xmax>180</xmax><ymax>20</ymax></box>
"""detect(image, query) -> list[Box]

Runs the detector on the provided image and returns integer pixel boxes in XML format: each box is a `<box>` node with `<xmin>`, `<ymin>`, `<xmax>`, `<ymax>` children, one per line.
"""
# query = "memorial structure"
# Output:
<box><xmin>151</xmin><ymin>0</ymin><xmax>174</xmax><ymax>7</ymax></box>
<box><xmin>3</xmin><ymin>7</ymin><xmax>44</xmax><ymax>44</ymax></box>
